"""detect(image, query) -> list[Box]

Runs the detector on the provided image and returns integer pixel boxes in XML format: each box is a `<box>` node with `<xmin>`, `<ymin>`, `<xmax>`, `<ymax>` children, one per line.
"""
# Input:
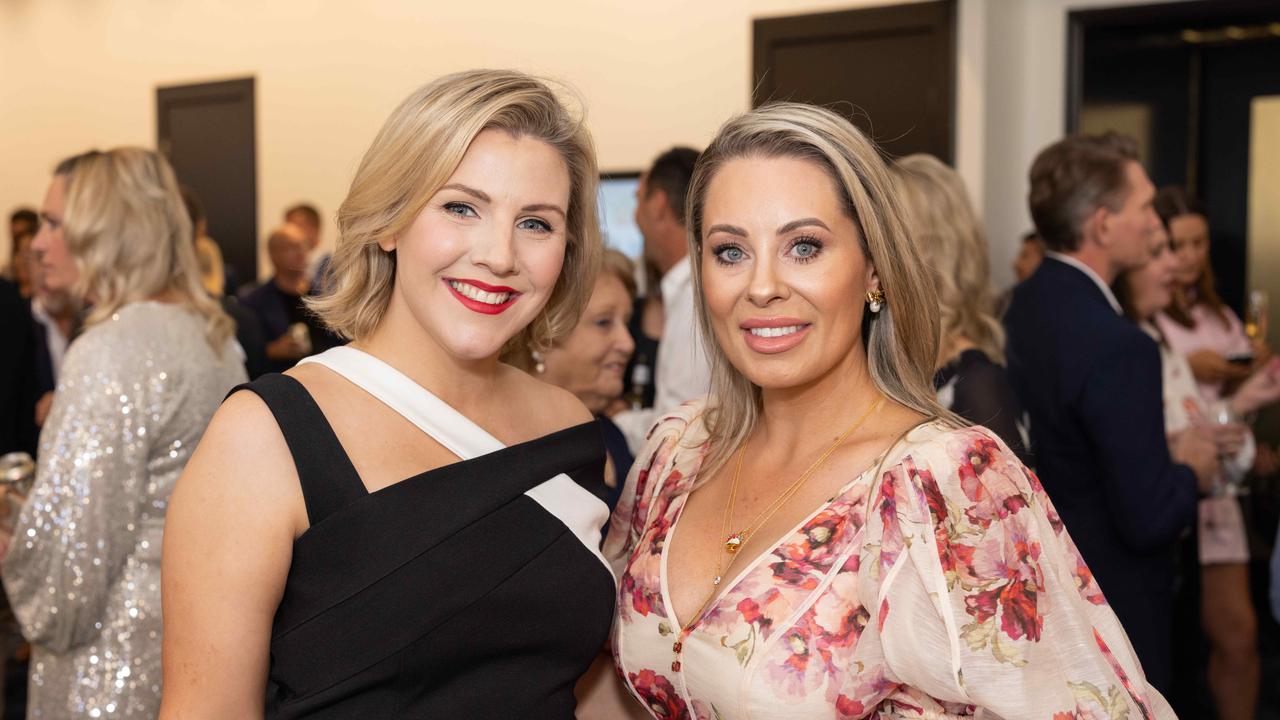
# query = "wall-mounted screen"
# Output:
<box><xmin>598</xmin><ymin>172</ymin><xmax>643</xmax><ymax>260</ymax></box>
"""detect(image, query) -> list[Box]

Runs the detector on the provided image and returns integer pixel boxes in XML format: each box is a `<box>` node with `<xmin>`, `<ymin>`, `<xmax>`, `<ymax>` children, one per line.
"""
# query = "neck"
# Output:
<box><xmin>754</xmin><ymin>346</ymin><xmax>880</xmax><ymax>463</ymax></box>
<box><xmin>274</xmin><ymin>273</ymin><xmax>307</xmax><ymax>295</ymax></box>
<box><xmin>1059</xmin><ymin>244</ymin><xmax>1117</xmax><ymax>284</ymax></box>
<box><xmin>353</xmin><ymin>287</ymin><xmax>505</xmax><ymax>415</ymax></box>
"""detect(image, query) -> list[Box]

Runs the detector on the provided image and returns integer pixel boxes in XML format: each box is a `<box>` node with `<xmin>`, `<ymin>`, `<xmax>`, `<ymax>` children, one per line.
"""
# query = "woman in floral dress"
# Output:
<box><xmin>603</xmin><ymin>103</ymin><xmax>1175</xmax><ymax>719</ymax></box>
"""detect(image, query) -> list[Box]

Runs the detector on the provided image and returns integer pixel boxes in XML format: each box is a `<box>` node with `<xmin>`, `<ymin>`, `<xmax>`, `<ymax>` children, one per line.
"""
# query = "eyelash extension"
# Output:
<box><xmin>790</xmin><ymin>235</ymin><xmax>824</xmax><ymax>264</ymax></box>
<box><xmin>710</xmin><ymin>242</ymin><xmax>745</xmax><ymax>267</ymax></box>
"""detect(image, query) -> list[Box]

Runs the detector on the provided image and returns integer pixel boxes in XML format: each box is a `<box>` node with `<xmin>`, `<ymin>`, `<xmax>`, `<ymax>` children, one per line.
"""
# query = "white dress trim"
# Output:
<box><xmin>299</xmin><ymin>346</ymin><xmax>613</xmax><ymax>578</ymax></box>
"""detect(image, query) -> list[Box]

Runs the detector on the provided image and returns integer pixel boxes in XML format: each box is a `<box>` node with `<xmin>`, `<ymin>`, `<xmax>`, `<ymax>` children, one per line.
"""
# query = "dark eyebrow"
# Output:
<box><xmin>521</xmin><ymin>203</ymin><xmax>566</xmax><ymax>219</ymax></box>
<box><xmin>778</xmin><ymin>217</ymin><xmax>830</xmax><ymax>235</ymax></box>
<box><xmin>706</xmin><ymin>223</ymin><xmax>748</xmax><ymax>237</ymax></box>
<box><xmin>439</xmin><ymin>183</ymin><xmax>491</xmax><ymax>202</ymax></box>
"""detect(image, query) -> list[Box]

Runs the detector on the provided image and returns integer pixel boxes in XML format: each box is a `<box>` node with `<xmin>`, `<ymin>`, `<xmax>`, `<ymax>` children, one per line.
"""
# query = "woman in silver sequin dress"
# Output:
<box><xmin>0</xmin><ymin>148</ymin><xmax>247</xmax><ymax>718</ymax></box>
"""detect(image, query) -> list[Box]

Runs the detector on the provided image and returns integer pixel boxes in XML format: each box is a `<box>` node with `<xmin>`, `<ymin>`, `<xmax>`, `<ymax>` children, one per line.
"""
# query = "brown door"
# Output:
<box><xmin>157</xmin><ymin>77</ymin><xmax>257</xmax><ymax>290</ymax></box>
<box><xmin>753</xmin><ymin>0</ymin><xmax>956</xmax><ymax>162</ymax></box>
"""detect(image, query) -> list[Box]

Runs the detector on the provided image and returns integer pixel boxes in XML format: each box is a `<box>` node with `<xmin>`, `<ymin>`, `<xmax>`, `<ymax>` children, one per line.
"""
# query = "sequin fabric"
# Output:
<box><xmin>2</xmin><ymin>302</ymin><xmax>246</xmax><ymax>718</ymax></box>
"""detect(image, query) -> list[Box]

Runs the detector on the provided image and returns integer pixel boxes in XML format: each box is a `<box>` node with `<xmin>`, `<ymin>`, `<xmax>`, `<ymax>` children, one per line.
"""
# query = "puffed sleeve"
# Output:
<box><xmin>603</xmin><ymin>401</ymin><xmax>704</xmax><ymax>578</ymax></box>
<box><xmin>865</xmin><ymin>426</ymin><xmax>1176</xmax><ymax>719</ymax></box>
<box><xmin>2</xmin><ymin>334</ymin><xmax>152</xmax><ymax>653</ymax></box>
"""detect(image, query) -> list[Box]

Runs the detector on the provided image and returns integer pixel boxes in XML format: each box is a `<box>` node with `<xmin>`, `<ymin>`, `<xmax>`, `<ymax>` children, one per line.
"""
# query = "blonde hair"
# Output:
<box><xmin>891</xmin><ymin>154</ymin><xmax>1005</xmax><ymax>365</ymax></box>
<box><xmin>687</xmin><ymin>103</ymin><xmax>953</xmax><ymax>477</ymax></box>
<box><xmin>309</xmin><ymin>69</ymin><xmax>602</xmax><ymax>351</ymax></box>
<box><xmin>56</xmin><ymin>148</ymin><xmax>234</xmax><ymax>351</ymax></box>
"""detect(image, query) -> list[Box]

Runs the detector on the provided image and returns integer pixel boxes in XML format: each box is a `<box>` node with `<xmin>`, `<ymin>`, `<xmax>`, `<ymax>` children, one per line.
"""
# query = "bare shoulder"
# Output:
<box><xmin>174</xmin><ymin>386</ymin><xmax>307</xmax><ymax>537</ymax></box>
<box><xmin>497</xmin><ymin>365</ymin><xmax>594</xmax><ymax>438</ymax></box>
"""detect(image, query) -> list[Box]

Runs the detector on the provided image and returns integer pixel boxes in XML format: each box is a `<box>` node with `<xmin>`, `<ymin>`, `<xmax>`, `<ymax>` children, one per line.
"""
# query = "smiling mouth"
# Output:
<box><xmin>448</xmin><ymin>279</ymin><xmax>514</xmax><ymax>305</ymax></box>
<box><xmin>748</xmin><ymin>325</ymin><xmax>805</xmax><ymax>338</ymax></box>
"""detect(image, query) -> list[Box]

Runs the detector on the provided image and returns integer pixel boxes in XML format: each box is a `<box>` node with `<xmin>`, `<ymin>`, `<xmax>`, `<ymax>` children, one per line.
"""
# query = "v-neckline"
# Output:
<box><xmin>659</xmin><ymin>448</ymin><xmax>886</xmax><ymax>631</ymax></box>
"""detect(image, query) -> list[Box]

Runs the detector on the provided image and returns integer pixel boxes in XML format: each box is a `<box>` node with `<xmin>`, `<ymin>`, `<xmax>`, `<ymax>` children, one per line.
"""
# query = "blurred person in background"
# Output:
<box><xmin>892</xmin><ymin>154</ymin><xmax>1029</xmax><ymax>464</ymax></box>
<box><xmin>1012</xmin><ymin>230</ymin><xmax>1045</xmax><ymax>282</ymax></box>
<box><xmin>1004</xmin><ymin>132</ymin><xmax>1218</xmax><ymax>691</ymax></box>
<box><xmin>241</xmin><ymin>223</ymin><xmax>336</xmax><ymax>372</ymax></box>
<box><xmin>1155</xmin><ymin>187</ymin><xmax>1271</xmax><ymax>402</ymax></box>
<box><xmin>181</xmin><ymin>187</ymin><xmax>268</xmax><ymax>379</ymax></box>
<box><xmin>1114</xmin><ymin>223</ymin><xmax>1280</xmax><ymax>720</ymax></box>
<box><xmin>0</xmin><ymin>147</ymin><xmax>246</xmax><ymax>718</ymax></box>
<box><xmin>180</xmin><ymin>186</ymin><xmax>226</xmax><ymax>297</ymax></box>
<box><xmin>512</xmin><ymin>248</ymin><xmax>637</xmax><ymax>508</ymax></box>
<box><xmin>20</xmin><ymin>227</ymin><xmax>80</xmax><ymax>431</ymax></box>
<box><xmin>6</xmin><ymin>208</ymin><xmax>38</xmax><ymax>269</ymax></box>
<box><xmin>611</xmin><ymin>147</ymin><xmax>705</xmax><ymax>454</ymax></box>
<box><xmin>285</xmin><ymin>202</ymin><xmax>330</xmax><ymax>291</ymax></box>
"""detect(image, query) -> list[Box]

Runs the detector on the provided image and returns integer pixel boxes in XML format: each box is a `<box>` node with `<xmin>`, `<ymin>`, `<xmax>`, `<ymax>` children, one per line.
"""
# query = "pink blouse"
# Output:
<box><xmin>604</xmin><ymin>401</ymin><xmax>1175</xmax><ymax>719</ymax></box>
<box><xmin>1155</xmin><ymin>304</ymin><xmax>1251</xmax><ymax>402</ymax></box>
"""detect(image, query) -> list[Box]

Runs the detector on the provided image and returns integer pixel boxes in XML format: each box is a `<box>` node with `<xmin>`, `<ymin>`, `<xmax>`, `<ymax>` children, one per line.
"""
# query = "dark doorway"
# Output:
<box><xmin>157</xmin><ymin>77</ymin><xmax>257</xmax><ymax>287</ymax></box>
<box><xmin>752</xmin><ymin>0</ymin><xmax>956</xmax><ymax>162</ymax></box>
<box><xmin>1068</xmin><ymin>1</ymin><xmax>1280</xmax><ymax>315</ymax></box>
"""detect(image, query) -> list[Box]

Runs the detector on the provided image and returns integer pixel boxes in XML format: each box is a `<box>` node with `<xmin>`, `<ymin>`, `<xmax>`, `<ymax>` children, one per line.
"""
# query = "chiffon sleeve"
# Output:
<box><xmin>867</xmin><ymin>427</ymin><xmax>1176</xmax><ymax>719</ymax></box>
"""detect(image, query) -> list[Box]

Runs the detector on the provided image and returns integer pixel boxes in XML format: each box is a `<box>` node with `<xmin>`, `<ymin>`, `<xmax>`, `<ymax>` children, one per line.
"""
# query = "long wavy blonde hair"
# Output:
<box><xmin>891</xmin><ymin>153</ymin><xmax>1005</xmax><ymax>365</ymax></box>
<box><xmin>308</xmin><ymin>69</ymin><xmax>602</xmax><ymax>352</ymax></box>
<box><xmin>688</xmin><ymin>103</ymin><xmax>953</xmax><ymax>477</ymax></box>
<box><xmin>56</xmin><ymin>148</ymin><xmax>234</xmax><ymax>351</ymax></box>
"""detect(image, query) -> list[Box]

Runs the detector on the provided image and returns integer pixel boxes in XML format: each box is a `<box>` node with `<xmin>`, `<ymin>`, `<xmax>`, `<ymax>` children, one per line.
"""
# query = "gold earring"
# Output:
<box><xmin>866</xmin><ymin>289</ymin><xmax>885</xmax><ymax>313</ymax></box>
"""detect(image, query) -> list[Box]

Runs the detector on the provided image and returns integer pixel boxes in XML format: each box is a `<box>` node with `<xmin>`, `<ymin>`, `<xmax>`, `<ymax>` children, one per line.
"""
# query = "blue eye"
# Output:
<box><xmin>791</xmin><ymin>237</ymin><xmax>823</xmax><ymax>262</ymax></box>
<box><xmin>713</xmin><ymin>244</ymin><xmax>746</xmax><ymax>265</ymax></box>
<box><xmin>518</xmin><ymin>217</ymin><xmax>553</xmax><ymax>233</ymax></box>
<box><xmin>444</xmin><ymin>202</ymin><xmax>477</xmax><ymax>218</ymax></box>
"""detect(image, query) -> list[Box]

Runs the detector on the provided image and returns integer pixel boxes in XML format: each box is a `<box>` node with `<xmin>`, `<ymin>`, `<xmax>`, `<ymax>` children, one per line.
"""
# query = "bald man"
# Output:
<box><xmin>240</xmin><ymin>223</ymin><xmax>335</xmax><ymax>371</ymax></box>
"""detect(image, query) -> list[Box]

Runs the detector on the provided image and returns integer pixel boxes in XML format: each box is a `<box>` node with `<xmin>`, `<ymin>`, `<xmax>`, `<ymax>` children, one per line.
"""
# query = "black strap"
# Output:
<box><xmin>227</xmin><ymin>373</ymin><xmax>367</xmax><ymax>526</ymax></box>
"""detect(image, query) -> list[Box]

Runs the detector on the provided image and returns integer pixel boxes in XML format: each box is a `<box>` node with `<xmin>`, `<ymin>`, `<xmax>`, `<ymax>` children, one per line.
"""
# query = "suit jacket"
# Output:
<box><xmin>1004</xmin><ymin>256</ymin><xmax>1195</xmax><ymax>692</ymax></box>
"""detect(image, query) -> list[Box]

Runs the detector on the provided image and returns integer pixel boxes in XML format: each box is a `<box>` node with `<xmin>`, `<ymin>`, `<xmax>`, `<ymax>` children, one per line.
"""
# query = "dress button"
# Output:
<box><xmin>671</xmin><ymin>661</ymin><xmax>682</xmax><ymax>672</ymax></box>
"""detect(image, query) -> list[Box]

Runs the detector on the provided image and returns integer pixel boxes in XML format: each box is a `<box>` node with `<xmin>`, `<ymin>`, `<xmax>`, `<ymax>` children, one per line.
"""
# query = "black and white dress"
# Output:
<box><xmin>233</xmin><ymin>346</ymin><xmax>616</xmax><ymax>718</ymax></box>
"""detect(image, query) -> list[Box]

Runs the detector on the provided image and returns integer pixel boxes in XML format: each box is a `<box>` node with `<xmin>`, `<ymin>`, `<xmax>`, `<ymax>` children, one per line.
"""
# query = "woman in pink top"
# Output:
<box><xmin>1154</xmin><ymin>187</ymin><xmax>1270</xmax><ymax>402</ymax></box>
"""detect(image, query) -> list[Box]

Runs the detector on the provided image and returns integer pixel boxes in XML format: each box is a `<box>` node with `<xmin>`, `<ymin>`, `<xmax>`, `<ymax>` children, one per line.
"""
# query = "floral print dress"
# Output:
<box><xmin>604</xmin><ymin>400</ymin><xmax>1177</xmax><ymax>719</ymax></box>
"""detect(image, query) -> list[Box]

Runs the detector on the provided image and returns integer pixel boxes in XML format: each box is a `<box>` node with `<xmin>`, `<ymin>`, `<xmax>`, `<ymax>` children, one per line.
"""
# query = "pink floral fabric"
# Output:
<box><xmin>604</xmin><ymin>401</ymin><xmax>1176</xmax><ymax>719</ymax></box>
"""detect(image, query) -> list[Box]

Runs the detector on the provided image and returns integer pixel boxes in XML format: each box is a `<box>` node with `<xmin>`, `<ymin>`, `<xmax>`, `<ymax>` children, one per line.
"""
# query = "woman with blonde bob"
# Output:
<box><xmin>160</xmin><ymin>70</ymin><xmax>614</xmax><ymax>719</ymax></box>
<box><xmin>1</xmin><ymin>147</ymin><xmax>245</xmax><ymax>718</ymax></box>
<box><xmin>891</xmin><ymin>153</ymin><xmax>1029</xmax><ymax>463</ymax></box>
<box><xmin>603</xmin><ymin>103</ymin><xmax>1175</xmax><ymax>718</ymax></box>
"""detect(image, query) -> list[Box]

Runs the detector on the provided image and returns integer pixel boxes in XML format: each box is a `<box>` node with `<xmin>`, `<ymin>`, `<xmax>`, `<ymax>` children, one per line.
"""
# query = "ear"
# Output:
<box><xmin>864</xmin><ymin>261</ymin><xmax>880</xmax><ymax>294</ymax></box>
<box><xmin>1083</xmin><ymin>205</ymin><xmax>1110</xmax><ymax>248</ymax></box>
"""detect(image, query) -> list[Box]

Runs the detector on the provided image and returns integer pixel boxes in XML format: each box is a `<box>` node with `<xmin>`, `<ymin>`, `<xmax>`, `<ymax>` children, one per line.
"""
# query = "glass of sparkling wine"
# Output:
<box><xmin>1245</xmin><ymin>290</ymin><xmax>1268</xmax><ymax>341</ymax></box>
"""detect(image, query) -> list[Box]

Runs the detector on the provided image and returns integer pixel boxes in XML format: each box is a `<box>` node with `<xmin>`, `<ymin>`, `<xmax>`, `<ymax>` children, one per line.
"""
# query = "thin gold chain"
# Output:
<box><xmin>724</xmin><ymin>396</ymin><xmax>883</xmax><ymax>553</ymax></box>
<box><xmin>679</xmin><ymin>396</ymin><xmax>884</xmax><ymax>634</ymax></box>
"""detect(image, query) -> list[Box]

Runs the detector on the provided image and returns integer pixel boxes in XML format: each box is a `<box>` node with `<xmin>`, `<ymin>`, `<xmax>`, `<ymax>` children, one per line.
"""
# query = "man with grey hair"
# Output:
<box><xmin>1004</xmin><ymin>133</ymin><xmax>1217</xmax><ymax>692</ymax></box>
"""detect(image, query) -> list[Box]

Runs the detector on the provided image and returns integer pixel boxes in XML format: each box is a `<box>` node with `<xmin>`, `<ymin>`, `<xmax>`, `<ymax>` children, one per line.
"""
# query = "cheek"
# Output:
<box><xmin>524</xmin><ymin>241</ymin><xmax>568</xmax><ymax>292</ymax></box>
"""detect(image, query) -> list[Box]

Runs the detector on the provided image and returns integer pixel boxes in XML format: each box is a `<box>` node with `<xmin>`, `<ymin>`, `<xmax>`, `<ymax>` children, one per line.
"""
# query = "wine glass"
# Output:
<box><xmin>1204</xmin><ymin>401</ymin><xmax>1248</xmax><ymax>497</ymax></box>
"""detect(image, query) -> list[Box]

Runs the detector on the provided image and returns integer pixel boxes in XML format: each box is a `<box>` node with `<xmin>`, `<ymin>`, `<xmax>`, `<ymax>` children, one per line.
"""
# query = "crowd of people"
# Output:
<box><xmin>0</xmin><ymin>68</ymin><xmax>1278</xmax><ymax>719</ymax></box>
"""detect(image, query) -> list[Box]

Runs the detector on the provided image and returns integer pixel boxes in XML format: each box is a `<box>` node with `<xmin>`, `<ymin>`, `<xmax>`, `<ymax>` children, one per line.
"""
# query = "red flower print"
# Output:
<box><xmin>628</xmin><ymin>669</ymin><xmax>690</xmax><ymax>720</ymax></box>
<box><xmin>878</xmin><ymin>598</ymin><xmax>890</xmax><ymax>631</ymax></box>
<box><xmin>738</xmin><ymin>597</ymin><xmax>764</xmax><ymax>626</ymax></box>
<box><xmin>770</xmin><ymin>558</ymin><xmax>818</xmax><ymax>589</ymax></box>
<box><xmin>964</xmin><ymin>586</ymin><xmax>999</xmax><ymax>625</ymax></box>
<box><xmin>836</xmin><ymin>694</ymin><xmax>866</xmax><ymax>717</ymax></box>
<box><xmin>999</xmin><ymin>578</ymin><xmax>1042</xmax><ymax>642</ymax></box>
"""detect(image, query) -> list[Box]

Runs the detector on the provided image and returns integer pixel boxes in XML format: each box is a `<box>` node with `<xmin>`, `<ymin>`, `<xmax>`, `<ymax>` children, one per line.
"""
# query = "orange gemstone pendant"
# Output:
<box><xmin>724</xmin><ymin>532</ymin><xmax>744</xmax><ymax>554</ymax></box>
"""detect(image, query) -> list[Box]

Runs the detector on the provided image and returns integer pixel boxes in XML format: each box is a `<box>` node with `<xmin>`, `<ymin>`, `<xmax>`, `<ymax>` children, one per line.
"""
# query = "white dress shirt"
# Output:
<box><xmin>613</xmin><ymin>256</ymin><xmax>711</xmax><ymax>453</ymax></box>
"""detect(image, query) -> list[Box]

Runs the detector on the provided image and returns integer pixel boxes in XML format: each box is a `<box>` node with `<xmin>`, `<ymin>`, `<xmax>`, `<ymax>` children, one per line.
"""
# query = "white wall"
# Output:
<box><xmin>1</xmin><ymin>0</ymin><xmax>1175</xmax><ymax>286</ymax></box>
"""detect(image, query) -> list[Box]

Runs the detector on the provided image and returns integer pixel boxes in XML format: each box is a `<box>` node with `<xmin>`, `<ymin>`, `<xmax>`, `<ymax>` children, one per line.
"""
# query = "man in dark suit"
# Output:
<box><xmin>1004</xmin><ymin>133</ymin><xmax>1217</xmax><ymax>692</ymax></box>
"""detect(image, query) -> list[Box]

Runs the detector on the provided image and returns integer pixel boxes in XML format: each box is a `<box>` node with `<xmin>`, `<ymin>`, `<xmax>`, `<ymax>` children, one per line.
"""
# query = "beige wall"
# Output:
<box><xmin>1</xmin><ymin>0</ymin><xmax>1175</xmax><ymax>286</ymax></box>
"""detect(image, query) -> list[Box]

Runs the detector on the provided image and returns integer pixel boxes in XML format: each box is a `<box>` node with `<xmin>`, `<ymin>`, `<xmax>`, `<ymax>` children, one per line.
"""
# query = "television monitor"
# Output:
<box><xmin>597</xmin><ymin>172</ymin><xmax>643</xmax><ymax>260</ymax></box>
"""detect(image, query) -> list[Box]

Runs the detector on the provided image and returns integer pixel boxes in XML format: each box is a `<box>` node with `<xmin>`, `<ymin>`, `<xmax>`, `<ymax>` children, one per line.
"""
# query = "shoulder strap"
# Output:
<box><xmin>227</xmin><ymin>373</ymin><xmax>366</xmax><ymax>525</ymax></box>
<box><xmin>299</xmin><ymin>346</ymin><xmax>504</xmax><ymax>460</ymax></box>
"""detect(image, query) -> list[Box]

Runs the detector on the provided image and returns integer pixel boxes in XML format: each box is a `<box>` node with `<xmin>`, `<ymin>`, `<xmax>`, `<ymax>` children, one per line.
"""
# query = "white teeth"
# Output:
<box><xmin>449</xmin><ymin>280</ymin><xmax>511</xmax><ymax>305</ymax></box>
<box><xmin>749</xmin><ymin>325</ymin><xmax>803</xmax><ymax>338</ymax></box>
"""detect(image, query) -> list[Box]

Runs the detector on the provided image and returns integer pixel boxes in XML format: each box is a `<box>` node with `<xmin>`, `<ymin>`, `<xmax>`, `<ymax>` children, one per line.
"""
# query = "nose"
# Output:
<box><xmin>746</xmin><ymin>254</ymin><xmax>786</xmax><ymax>308</ymax></box>
<box><xmin>614</xmin><ymin>322</ymin><xmax>636</xmax><ymax>359</ymax></box>
<box><xmin>31</xmin><ymin>224</ymin><xmax>50</xmax><ymax>254</ymax></box>
<box><xmin>471</xmin><ymin>224</ymin><xmax>517</xmax><ymax>277</ymax></box>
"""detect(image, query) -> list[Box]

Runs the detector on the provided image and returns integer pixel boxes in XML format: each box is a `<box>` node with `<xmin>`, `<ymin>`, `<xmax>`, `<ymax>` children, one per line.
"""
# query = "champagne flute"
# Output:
<box><xmin>1245</xmin><ymin>289</ymin><xmax>1268</xmax><ymax>341</ymax></box>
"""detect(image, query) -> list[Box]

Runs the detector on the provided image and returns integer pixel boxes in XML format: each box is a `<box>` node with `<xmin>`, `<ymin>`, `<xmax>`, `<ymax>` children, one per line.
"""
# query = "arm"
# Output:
<box><xmin>872</xmin><ymin>432</ymin><xmax>1174</xmax><ymax>718</ymax></box>
<box><xmin>1078</xmin><ymin>335</ymin><xmax>1197</xmax><ymax>551</ymax></box>
<box><xmin>158</xmin><ymin>391</ymin><xmax>306</xmax><ymax>719</ymax></box>
<box><xmin>1</xmin><ymin>341</ymin><xmax>147</xmax><ymax>651</ymax></box>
